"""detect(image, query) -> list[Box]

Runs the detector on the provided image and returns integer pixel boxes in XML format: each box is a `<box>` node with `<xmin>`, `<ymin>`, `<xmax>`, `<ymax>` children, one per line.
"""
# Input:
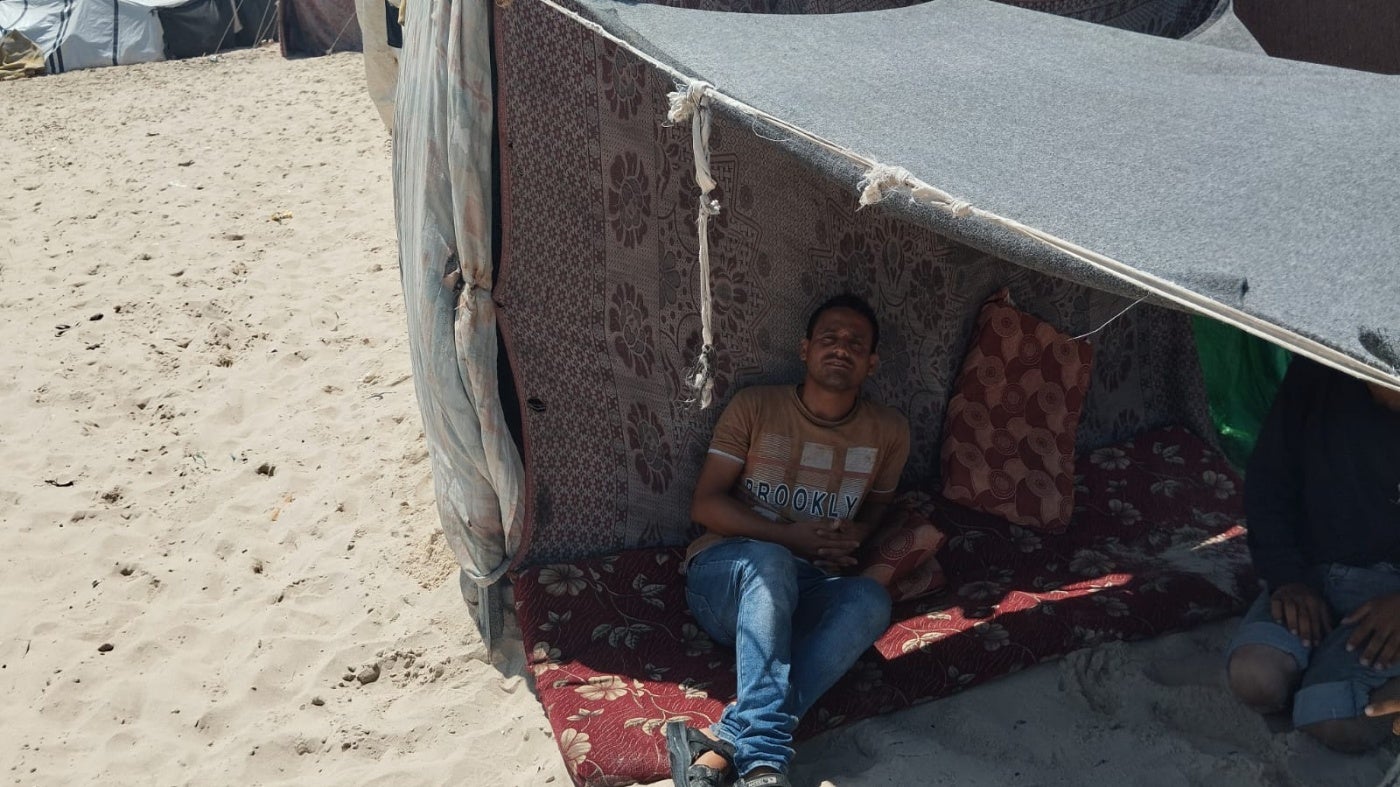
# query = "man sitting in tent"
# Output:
<box><xmin>665</xmin><ymin>294</ymin><xmax>910</xmax><ymax>787</ymax></box>
<box><xmin>1227</xmin><ymin>358</ymin><xmax>1400</xmax><ymax>752</ymax></box>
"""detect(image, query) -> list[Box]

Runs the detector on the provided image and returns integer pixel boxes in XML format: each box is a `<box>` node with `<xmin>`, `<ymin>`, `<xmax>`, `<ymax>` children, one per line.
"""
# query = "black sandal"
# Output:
<box><xmin>665</xmin><ymin>720</ymin><xmax>736</xmax><ymax>787</ymax></box>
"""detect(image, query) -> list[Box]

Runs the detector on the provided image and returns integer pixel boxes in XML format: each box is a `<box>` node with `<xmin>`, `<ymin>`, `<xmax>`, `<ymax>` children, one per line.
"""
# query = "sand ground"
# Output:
<box><xmin>1</xmin><ymin>46</ymin><xmax>568</xmax><ymax>786</ymax></box>
<box><xmin>1</xmin><ymin>45</ymin><xmax>1395</xmax><ymax>787</ymax></box>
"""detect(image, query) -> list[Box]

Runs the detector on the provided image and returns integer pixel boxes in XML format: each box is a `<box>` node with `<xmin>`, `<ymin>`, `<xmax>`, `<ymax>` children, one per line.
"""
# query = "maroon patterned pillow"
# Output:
<box><xmin>858</xmin><ymin>504</ymin><xmax>948</xmax><ymax>603</ymax></box>
<box><xmin>939</xmin><ymin>289</ymin><xmax>1094</xmax><ymax>533</ymax></box>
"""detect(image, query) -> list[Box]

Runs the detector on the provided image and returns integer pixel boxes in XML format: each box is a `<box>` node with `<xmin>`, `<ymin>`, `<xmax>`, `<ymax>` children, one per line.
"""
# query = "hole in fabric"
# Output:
<box><xmin>526</xmin><ymin>398</ymin><xmax>547</xmax><ymax>413</ymax></box>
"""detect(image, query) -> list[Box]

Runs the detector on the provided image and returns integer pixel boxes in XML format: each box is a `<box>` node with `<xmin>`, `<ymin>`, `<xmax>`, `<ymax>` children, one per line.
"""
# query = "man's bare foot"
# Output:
<box><xmin>665</xmin><ymin>720</ymin><xmax>734</xmax><ymax>787</ymax></box>
<box><xmin>693</xmin><ymin>728</ymin><xmax>729</xmax><ymax>772</ymax></box>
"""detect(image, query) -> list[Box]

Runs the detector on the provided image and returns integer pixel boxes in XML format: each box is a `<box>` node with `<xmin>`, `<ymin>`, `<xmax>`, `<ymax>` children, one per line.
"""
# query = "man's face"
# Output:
<box><xmin>1368</xmin><ymin>381</ymin><xmax>1400</xmax><ymax>412</ymax></box>
<box><xmin>800</xmin><ymin>307</ymin><xmax>879</xmax><ymax>393</ymax></box>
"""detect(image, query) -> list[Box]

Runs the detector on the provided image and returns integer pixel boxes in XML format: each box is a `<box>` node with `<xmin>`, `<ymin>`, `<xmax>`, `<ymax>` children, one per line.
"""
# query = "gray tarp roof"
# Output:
<box><xmin>573</xmin><ymin>0</ymin><xmax>1400</xmax><ymax>388</ymax></box>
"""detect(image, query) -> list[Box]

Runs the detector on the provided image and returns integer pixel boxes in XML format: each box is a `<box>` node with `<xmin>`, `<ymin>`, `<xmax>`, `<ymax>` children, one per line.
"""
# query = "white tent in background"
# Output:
<box><xmin>0</xmin><ymin>0</ymin><xmax>275</xmax><ymax>75</ymax></box>
<box><xmin>1</xmin><ymin>0</ymin><xmax>173</xmax><ymax>73</ymax></box>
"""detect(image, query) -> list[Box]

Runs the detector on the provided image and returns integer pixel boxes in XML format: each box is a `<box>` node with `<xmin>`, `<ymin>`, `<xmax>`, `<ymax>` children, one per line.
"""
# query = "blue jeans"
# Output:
<box><xmin>1228</xmin><ymin>562</ymin><xmax>1400</xmax><ymax>727</ymax></box>
<box><xmin>685</xmin><ymin>538</ymin><xmax>892</xmax><ymax>775</ymax></box>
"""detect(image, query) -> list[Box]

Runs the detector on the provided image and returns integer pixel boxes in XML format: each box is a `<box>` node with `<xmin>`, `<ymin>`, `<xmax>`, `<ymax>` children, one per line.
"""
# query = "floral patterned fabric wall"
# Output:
<box><xmin>494</xmin><ymin>0</ymin><xmax>1213</xmax><ymax>566</ymax></box>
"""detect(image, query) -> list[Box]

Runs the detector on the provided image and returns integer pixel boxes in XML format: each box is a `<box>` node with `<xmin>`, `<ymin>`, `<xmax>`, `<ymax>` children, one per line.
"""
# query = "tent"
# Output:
<box><xmin>1</xmin><ymin>0</ymin><xmax>175</xmax><ymax>72</ymax></box>
<box><xmin>279</xmin><ymin>0</ymin><xmax>360</xmax><ymax>55</ymax></box>
<box><xmin>392</xmin><ymin>0</ymin><xmax>1400</xmax><ymax>628</ymax></box>
<box><xmin>158</xmin><ymin>0</ymin><xmax>278</xmax><ymax>58</ymax></box>
<box><xmin>390</xmin><ymin>0</ymin><xmax>1400</xmax><ymax>781</ymax></box>
<box><xmin>355</xmin><ymin>0</ymin><xmax>398</xmax><ymax>129</ymax></box>
<box><xmin>0</xmin><ymin>0</ymin><xmax>277</xmax><ymax>74</ymax></box>
<box><xmin>1235</xmin><ymin>0</ymin><xmax>1399</xmax><ymax>75</ymax></box>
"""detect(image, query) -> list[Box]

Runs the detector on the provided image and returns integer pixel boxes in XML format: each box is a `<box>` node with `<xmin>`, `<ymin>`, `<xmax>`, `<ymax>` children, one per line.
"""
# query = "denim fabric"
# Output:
<box><xmin>684</xmin><ymin>538</ymin><xmax>892</xmax><ymax>775</ymax></box>
<box><xmin>1228</xmin><ymin>563</ymin><xmax>1400</xmax><ymax>727</ymax></box>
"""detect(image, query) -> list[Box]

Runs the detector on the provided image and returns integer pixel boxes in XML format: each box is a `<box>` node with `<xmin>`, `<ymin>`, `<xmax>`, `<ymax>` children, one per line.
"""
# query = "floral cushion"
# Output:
<box><xmin>515</xmin><ymin>426</ymin><xmax>1252</xmax><ymax>786</ymax></box>
<box><xmin>940</xmin><ymin>288</ymin><xmax>1095</xmax><ymax>533</ymax></box>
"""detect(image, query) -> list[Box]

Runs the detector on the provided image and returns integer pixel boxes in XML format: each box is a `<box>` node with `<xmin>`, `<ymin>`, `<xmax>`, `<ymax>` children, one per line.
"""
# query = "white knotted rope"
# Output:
<box><xmin>858</xmin><ymin>164</ymin><xmax>973</xmax><ymax>217</ymax></box>
<box><xmin>668</xmin><ymin>80</ymin><xmax>720</xmax><ymax>409</ymax></box>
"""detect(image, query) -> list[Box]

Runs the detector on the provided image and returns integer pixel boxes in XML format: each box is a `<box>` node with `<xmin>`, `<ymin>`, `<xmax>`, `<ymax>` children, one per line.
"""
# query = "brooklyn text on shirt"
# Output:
<box><xmin>742</xmin><ymin>478</ymin><xmax>862</xmax><ymax>520</ymax></box>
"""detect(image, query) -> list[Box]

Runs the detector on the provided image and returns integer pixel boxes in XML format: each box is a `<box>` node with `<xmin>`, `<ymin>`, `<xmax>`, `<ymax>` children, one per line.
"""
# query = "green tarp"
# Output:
<box><xmin>1193</xmin><ymin>317</ymin><xmax>1291</xmax><ymax>467</ymax></box>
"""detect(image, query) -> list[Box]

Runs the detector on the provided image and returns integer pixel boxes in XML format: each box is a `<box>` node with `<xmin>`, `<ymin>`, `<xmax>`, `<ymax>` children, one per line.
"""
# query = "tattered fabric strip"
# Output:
<box><xmin>667</xmin><ymin>81</ymin><xmax>720</xmax><ymax>409</ymax></box>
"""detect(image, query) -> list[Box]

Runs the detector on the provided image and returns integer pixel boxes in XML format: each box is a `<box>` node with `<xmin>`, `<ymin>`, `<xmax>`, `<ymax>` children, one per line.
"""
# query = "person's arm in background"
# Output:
<box><xmin>1246</xmin><ymin>359</ymin><xmax>1330</xmax><ymax>646</ymax></box>
<box><xmin>1363</xmin><ymin>696</ymin><xmax>1400</xmax><ymax>734</ymax></box>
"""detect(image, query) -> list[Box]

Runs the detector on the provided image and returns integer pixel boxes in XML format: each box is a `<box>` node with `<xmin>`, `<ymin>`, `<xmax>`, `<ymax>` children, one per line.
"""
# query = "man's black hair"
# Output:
<box><xmin>806</xmin><ymin>293</ymin><xmax>880</xmax><ymax>351</ymax></box>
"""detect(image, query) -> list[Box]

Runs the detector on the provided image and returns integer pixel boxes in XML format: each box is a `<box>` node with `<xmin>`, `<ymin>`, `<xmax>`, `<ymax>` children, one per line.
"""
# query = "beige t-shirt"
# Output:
<box><xmin>686</xmin><ymin>385</ymin><xmax>911</xmax><ymax>563</ymax></box>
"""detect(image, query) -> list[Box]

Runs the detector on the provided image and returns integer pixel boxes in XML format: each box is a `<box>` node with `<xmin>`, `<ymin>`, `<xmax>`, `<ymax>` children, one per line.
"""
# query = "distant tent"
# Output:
<box><xmin>232</xmin><ymin>0</ymin><xmax>279</xmax><ymax>47</ymax></box>
<box><xmin>0</xmin><ymin>0</ymin><xmax>276</xmax><ymax>75</ymax></box>
<box><xmin>159</xmin><ymin>0</ymin><xmax>233</xmax><ymax>58</ymax></box>
<box><xmin>158</xmin><ymin>0</ymin><xmax>279</xmax><ymax>58</ymax></box>
<box><xmin>355</xmin><ymin>0</ymin><xmax>399</xmax><ymax>130</ymax></box>
<box><xmin>1</xmin><ymin>0</ymin><xmax>172</xmax><ymax>73</ymax></box>
<box><xmin>279</xmin><ymin>0</ymin><xmax>360</xmax><ymax>55</ymax></box>
<box><xmin>1235</xmin><ymin>0</ymin><xmax>1399</xmax><ymax>75</ymax></box>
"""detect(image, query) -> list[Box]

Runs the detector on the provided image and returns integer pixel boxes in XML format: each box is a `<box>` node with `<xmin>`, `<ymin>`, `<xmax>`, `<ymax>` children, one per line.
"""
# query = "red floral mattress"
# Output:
<box><xmin>513</xmin><ymin>426</ymin><xmax>1254</xmax><ymax>786</ymax></box>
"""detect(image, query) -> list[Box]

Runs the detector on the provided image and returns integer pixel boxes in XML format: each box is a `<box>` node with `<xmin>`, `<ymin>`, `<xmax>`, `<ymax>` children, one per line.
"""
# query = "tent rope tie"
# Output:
<box><xmin>669</xmin><ymin>80</ymin><xmax>720</xmax><ymax>409</ymax></box>
<box><xmin>326</xmin><ymin>11</ymin><xmax>359</xmax><ymax>54</ymax></box>
<box><xmin>1072</xmin><ymin>296</ymin><xmax>1147</xmax><ymax>341</ymax></box>
<box><xmin>858</xmin><ymin>163</ymin><xmax>973</xmax><ymax>218</ymax></box>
